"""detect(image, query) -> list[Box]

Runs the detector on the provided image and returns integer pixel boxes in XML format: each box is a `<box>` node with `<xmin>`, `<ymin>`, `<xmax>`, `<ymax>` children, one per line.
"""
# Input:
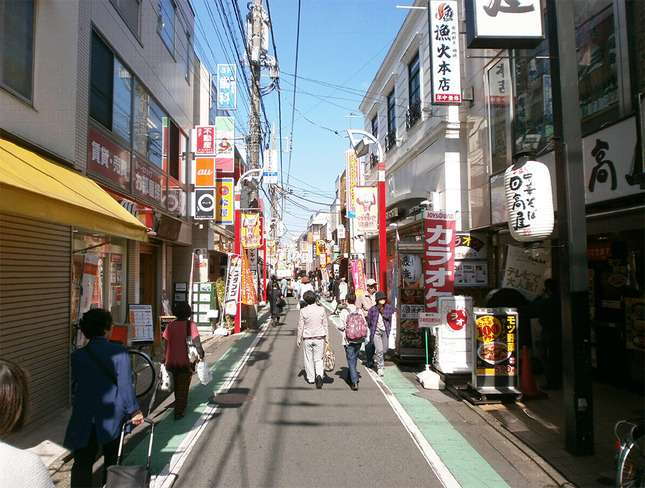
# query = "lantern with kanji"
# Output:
<box><xmin>504</xmin><ymin>158</ymin><xmax>554</xmax><ymax>242</ymax></box>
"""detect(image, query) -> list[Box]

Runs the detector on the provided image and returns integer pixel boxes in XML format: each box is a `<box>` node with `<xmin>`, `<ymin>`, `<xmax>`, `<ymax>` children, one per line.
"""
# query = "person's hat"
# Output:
<box><xmin>366</xmin><ymin>278</ymin><xmax>377</xmax><ymax>286</ymax></box>
<box><xmin>301</xmin><ymin>276</ymin><xmax>309</xmax><ymax>283</ymax></box>
<box><xmin>375</xmin><ymin>291</ymin><xmax>387</xmax><ymax>301</ymax></box>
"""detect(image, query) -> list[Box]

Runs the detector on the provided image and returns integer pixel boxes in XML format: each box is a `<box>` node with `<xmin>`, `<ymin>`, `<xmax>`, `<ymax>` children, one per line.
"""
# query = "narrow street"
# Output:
<box><xmin>113</xmin><ymin>298</ymin><xmax>559</xmax><ymax>488</ymax></box>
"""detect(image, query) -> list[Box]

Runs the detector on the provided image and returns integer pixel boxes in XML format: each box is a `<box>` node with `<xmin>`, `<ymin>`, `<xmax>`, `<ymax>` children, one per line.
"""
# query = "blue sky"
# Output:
<box><xmin>192</xmin><ymin>0</ymin><xmax>410</xmax><ymax>241</ymax></box>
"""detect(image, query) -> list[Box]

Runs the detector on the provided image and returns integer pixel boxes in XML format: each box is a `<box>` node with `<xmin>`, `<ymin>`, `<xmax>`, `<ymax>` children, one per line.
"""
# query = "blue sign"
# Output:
<box><xmin>217</xmin><ymin>64</ymin><xmax>237</xmax><ymax>110</ymax></box>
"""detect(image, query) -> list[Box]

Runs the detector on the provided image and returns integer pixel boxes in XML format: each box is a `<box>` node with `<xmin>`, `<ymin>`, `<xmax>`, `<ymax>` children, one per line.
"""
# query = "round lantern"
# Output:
<box><xmin>504</xmin><ymin>158</ymin><xmax>554</xmax><ymax>242</ymax></box>
<box><xmin>401</xmin><ymin>253</ymin><xmax>423</xmax><ymax>286</ymax></box>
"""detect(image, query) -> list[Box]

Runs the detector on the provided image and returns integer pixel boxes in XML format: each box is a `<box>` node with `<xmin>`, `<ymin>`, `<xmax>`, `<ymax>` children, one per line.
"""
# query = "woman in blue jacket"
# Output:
<box><xmin>64</xmin><ymin>308</ymin><xmax>144</xmax><ymax>487</ymax></box>
<box><xmin>366</xmin><ymin>291</ymin><xmax>392</xmax><ymax>377</ymax></box>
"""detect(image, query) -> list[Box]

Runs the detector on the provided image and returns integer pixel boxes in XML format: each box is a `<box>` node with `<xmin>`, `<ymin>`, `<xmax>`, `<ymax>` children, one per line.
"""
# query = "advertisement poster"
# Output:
<box><xmin>129</xmin><ymin>304</ymin><xmax>154</xmax><ymax>342</ymax></box>
<box><xmin>350</xmin><ymin>260</ymin><xmax>366</xmax><ymax>297</ymax></box>
<box><xmin>345</xmin><ymin>149</ymin><xmax>362</xmax><ymax>218</ymax></box>
<box><xmin>79</xmin><ymin>254</ymin><xmax>100</xmax><ymax>319</ymax></box>
<box><xmin>215</xmin><ymin>117</ymin><xmax>234</xmax><ymax>173</ymax></box>
<box><xmin>354</xmin><ymin>186</ymin><xmax>378</xmax><ymax>232</ymax></box>
<box><xmin>435</xmin><ymin>296</ymin><xmax>474</xmax><ymax>374</ymax></box>
<box><xmin>241</xmin><ymin>213</ymin><xmax>261</xmax><ymax>248</ymax></box>
<box><xmin>502</xmin><ymin>245</ymin><xmax>550</xmax><ymax>300</ymax></box>
<box><xmin>473</xmin><ymin>308</ymin><xmax>519</xmax><ymax>389</ymax></box>
<box><xmin>224</xmin><ymin>255</ymin><xmax>242</xmax><ymax>316</ymax></box>
<box><xmin>424</xmin><ymin>211</ymin><xmax>457</xmax><ymax>314</ymax></box>
<box><xmin>240</xmin><ymin>250</ymin><xmax>258</xmax><ymax>305</ymax></box>
<box><xmin>399</xmin><ymin>287</ymin><xmax>425</xmax><ymax>350</ymax></box>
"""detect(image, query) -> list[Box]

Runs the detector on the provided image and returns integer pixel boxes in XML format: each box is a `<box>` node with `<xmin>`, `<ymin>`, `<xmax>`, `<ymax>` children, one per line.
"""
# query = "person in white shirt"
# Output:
<box><xmin>297</xmin><ymin>291</ymin><xmax>329</xmax><ymax>388</ymax></box>
<box><xmin>338</xmin><ymin>277</ymin><xmax>348</xmax><ymax>304</ymax></box>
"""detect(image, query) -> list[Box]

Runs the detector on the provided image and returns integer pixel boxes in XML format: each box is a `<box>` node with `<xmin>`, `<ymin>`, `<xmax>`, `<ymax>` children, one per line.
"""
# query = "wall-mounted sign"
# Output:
<box><xmin>263</xmin><ymin>149</ymin><xmax>278</xmax><ymax>184</ymax></box>
<box><xmin>354</xmin><ymin>186</ymin><xmax>378</xmax><ymax>232</ymax></box>
<box><xmin>466</xmin><ymin>0</ymin><xmax>544</xmax><ymax>49</ymax></box>
<box><xmin>217</xmin><ymin>64</ymin><xmax>237</xmax><ymax>110</ymax></box>
<box><xmin>195</xmin><ymin>126</ymin><xmax>216</xmax><ymax>156</ymax></box>
<box><xmin>215</xmin><ymin>117</ymin><xmax>234</xmax><ymax>173</ymax></box>
<box><xmin>193</xmin><ymin>188</ymin><xmax>216</xmax><ymax>220</ymax></box>
<box><xmin>88</xmin><ymin>128</ymin><xmax>130</xmax><ymax>189</ymax></box>
<box><xmin>215</xmin><ymin>178</ymin><xmax>234</xmax><ymax>225</ymax></box>
<box><xmin>345</xmin><ymin>149</ymin><xmax>362</xmax><ymax>218</ymax></box>
<box><xmin>429</xmin><ymin>0</ymin><xmax>461</xmax><ymax>104</ymax></box>
<box><xmin>133</xmin><ymin>157</ymin><xmax>165</xmax><ymax>207</ymax></box>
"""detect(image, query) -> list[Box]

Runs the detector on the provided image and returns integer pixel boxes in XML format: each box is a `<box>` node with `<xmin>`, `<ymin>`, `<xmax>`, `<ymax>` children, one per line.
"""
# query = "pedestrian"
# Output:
<box><xmin>334</xmin><ymin>292</ymin><xmax>364</xmax><ymax>390</ymax></box>
<box><xmin>162</xmin><ymin>301</ymin><xmax>205</xmax><ymax>420</ymax></box>
<box><xmin>269</xmin><ymin>281</ymin><xmax>285</xmax><ymax>326</ymax></box>
<box><xmin>299</xmin><ymin>276</ymin><xmax>314</xmax><ymax>309</ymax></box>
<box><xmin>531</xmin><ymin>279</ymin><xmax>563</xmax><ymax>390</ymax></box>
<box><xmin>281</xmin><ymin>276</ymin><xmax>288</xmax><ymax>297</ymax></box>
<box><xmin>338</xmin><ymin>277</ymin><xmax>348</xmax><ymax>304</ymax></box>
<box><xmin>358</xmin><ymin>278</ymin><xmax>378</xmax><ymax>366</ymax></box>
<box><xmin>0</xmin><ymin>360</ymin><xmax>54</xmax><ymax>488</ymax></box>
<box><xmin>64</xmin><ymin>308</ymin><xmax>144</xmax><ymax>487</ymax></box>
<box><xmin>296</xmin><ymin>290</ymin><xmax>329</xmax><ymax>388</ymax></box>
<box><xmin>366</xmin><ymin>291</ymin><xmax>393</xmax><ymax>376</ymax></box>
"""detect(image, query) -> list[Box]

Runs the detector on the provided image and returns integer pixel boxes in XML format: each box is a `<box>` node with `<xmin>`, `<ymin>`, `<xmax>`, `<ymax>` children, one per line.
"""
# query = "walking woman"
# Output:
<box><xmin>162</xmin><ymin>301</ymin><xmax>205</xmax><ymax>420</ymax></box>
<box><xmin>366</xmin><ymin>291</ymin><xmax>393</xmax><ymax>376</ymax></box>
<box><xmin>268</xmin><ymin>281</ymin><xmax>285</xmax><ymax>326</ymax></box>
<box><xmin>296</xmin><ymin>290</ymin><xmax>329</xmax><ymax>388</ymax></box>
<box><xmin>64</xmin><ymin>309</ymin><xmax>144</xmax><ymax>487</ymax></box>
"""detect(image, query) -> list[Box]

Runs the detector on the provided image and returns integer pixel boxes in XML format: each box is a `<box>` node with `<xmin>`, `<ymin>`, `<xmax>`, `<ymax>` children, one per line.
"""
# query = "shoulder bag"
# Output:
<box><xmin>186</xmin><ymin>320</ymin><xmax>200</xmax><ymax>363</ymax></box>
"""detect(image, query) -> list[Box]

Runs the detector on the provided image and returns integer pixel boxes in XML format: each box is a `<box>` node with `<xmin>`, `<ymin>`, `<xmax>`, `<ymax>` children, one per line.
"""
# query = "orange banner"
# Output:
<box><xmin>240</xmin><ymin>249</ymin><xmax>258</xmax><ymax>305</ymax></box>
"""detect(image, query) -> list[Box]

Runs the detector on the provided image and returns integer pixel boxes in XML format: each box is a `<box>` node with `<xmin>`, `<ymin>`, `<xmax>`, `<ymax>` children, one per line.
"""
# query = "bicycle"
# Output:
<box><xmin>128</xmin><ymin>347</ymin><xmax>156</xmax><ymax>398</ymax></box>
<box><xmin>615</xmin><ymin>418</ymin><xmax>645</xmax><ymax>488</ymax></box>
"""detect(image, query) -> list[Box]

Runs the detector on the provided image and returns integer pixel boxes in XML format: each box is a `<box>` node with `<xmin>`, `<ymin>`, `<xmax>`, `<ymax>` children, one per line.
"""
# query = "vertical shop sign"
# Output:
<box><xmin>194</xmin><ymin>157</ymin><xmax>215</xmax><ymax>187</ymax></box>
<box><xmin>351</xmin><ymin>260</ymin><xmax>367</xmax><ymax>297</ymax></box>
<box><xmin>263</xmin><ymin>149</ymin><xmax>278</xmax><ymax>184</ymax></box>
<box><xmin>195</xmin><ymin>126</ymin><xmax>216</xmax><ymax>156</ymax></box>
<box><xmin>354</xmin><ymin>186</ymin><xmax>378</xmax><ymax>232</ymax></box>
<box><xmin>215</xmin><ymin>117</ymin><xmax>234</xmax><ymax>173</ymax></box>
<box><xmin>217</xmin><ymin>64</ymin><xmax>237</xmax><ymax>110</ymax></box>
<box><xmin>215</xmin><ymin>178</ymin><xmax>234</xmax><ymax>224</ymax></box>
<box><xmin>473</xmin><ymin>307</ymin><xmax>519</xmax><ymax>391</ymax></box>
<box><xmin>435</xmin><ymin>296</ymin><xmax>474</xmax><ymax>374</ymax></box>
<box><xmin>193</xmin><ymin>188</ymin><xmax>216</xmax><ymax>220</ymax></box>
<box><xmin>487</xmin><ymin>59</ymin><xmax>510</xmax><ymax>104</ymax></box>
<box><xmin>429</xmin><ymin>0</ymin><xmax>462</xmax><ymax>104</ymax></box>
<box><xmin>224</xmin><ymin>255</ymin><xmax>242</xmax><ymax>316</ymax></box>
<box><xmin>241</xmin><ymin>213</ymin><xmax>261</xmax><ymax>248</ymax></box>
<box><xmin>424</xmin><ymin>211</ymin><xmax>457</xmax><ymax>315</ymax></box>
<box><xmin>345</xmin><ymin>149</ymin><xmax>362</xmax><ymax>218</ymax></box>
<box><xmin>133</xmin><ymin>157</ymin><xmax>165</xmax><ymax>206</ymax></box>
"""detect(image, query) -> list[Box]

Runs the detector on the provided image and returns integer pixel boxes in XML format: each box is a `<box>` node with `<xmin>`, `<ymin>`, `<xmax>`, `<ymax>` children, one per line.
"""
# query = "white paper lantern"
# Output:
<box><xmin>504</xmin><ymin>159</ymin><xmax>554</xmax><ymax>242</ymax></box>
<box><xmin>401</xmin><ymin>253</ymin><xmax>423</xmax><ymax>286</ymax></box>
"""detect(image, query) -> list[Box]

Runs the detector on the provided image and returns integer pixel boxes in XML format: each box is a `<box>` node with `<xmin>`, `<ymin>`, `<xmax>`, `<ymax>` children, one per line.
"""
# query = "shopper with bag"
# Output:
<box><xmin>334</xmin><ymin>292</ymin><xmax>367</xmax><ymax>391</ymax></box>
<box><xmin>162</xmin><ymin>301</ymin><xmax>205</xmax><ymax>420</ymax></box>
<box><xmin>366</xmin><ymin>291</ymin><xmax>393</xmax><ymax>376</ymax></box>
<box><xmin>64</xmin><ymin>308</ymin><xmax>144</xmax><ymax>487</ymax></box>
<box><xmin>296</xmin><ymin>290</ymin><xmax>329</xmax><ymax>389</ymax></box>
<box><xmin>357</xmin><ymin>278</ymin><xmax>378</xmax><ymax>367</ymax></box>
<box><xmin>268</xmin><ymin>281</ymin><xmax>285</xmax><ymax>326</ymax></box>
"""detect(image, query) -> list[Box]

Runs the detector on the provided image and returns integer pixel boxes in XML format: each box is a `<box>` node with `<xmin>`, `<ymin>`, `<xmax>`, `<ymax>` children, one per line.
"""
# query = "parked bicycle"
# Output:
<box><xmin>615</xmin><ymin>418</ymin><xmax>644</xmax><ymax>488</ymax></box>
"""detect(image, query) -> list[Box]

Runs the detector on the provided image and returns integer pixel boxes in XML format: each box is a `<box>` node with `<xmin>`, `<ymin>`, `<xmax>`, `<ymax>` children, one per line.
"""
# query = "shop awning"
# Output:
<box><xmin>0</xmin><ymin>138</ymin><xmax>148</xmax><ymax>241</ymax></box>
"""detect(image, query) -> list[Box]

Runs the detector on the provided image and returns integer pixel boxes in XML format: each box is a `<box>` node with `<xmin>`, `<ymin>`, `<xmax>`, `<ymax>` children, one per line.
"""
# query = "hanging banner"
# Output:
<box><xmin>345</xmin><ymin>149</ymin><xmax>362</xmax><ymax>218</ymax></box>
<box><xmin>354</xmin><ymin>186</ymin><xmax>378</xmax><ymax>232</ymax></box>
<box><xmin>217</xmin><ymin>64</ymin><xmax>237</xmax><ymax>110</ymax></box>
<box><xmin>424</xmin><ymin>211</ymin><xmax>457</xmax><ymax>316</ymax></box>
<box><xmin>215</xmin><ymin>116</ymin><xmax>234</xmax><ymax>173</ymax></box>
<box><xmin>429</xmin><ymin>0</ymin><xmax>462</xmax><ymax>104</ymax></box>
<box><xmin>224</xmin><ymin>255</ymin><xmax>242</xmax><ymax>315</ymax></box>
<box><xmin>215</xmin><ymin>178</ymin><xmax>234</xmax><ymax>224</ymax></box>
<box><xmin>240</xmin><ymin>249</ymin><xmax>258</xmax><ymax>305</ymax></box>
<box><xmin>241</xmin><ymin>213</ymin><xmax>261</xmax><ymax>248</ymax></box>
<box><xmin>350</xmin><ymin>260</ymin><xmax>367</xmax><ymax>297</ymax></box>
<box><xmin>501</xmin><ymin>245</ymin><xmax>550</xmax><ymax>301</ymax></box>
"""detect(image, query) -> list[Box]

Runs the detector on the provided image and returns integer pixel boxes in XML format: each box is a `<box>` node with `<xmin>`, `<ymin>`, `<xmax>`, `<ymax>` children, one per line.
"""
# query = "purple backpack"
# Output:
<box><xmin>345</xmin><ymin>311</ymin><xmax>368</xmax><ymax>342</ymax></box>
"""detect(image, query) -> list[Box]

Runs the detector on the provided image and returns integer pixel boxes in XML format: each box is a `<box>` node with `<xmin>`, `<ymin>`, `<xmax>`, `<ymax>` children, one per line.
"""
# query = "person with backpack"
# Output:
<box><xmin>334</xmin><ymin>292</ymin><xmax>368</xmax><ymax>390</ymax></box>
<box><xmin>366</xmin><ymin>291</ymin><xmax>393</xmax><ymax>376</ymax></box>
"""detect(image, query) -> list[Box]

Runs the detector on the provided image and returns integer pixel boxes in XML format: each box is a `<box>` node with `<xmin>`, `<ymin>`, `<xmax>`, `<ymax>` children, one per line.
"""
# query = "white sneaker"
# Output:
<box><xmin>378</xmin><ymin>369</ymin><xmax>384</xmax><ymax>377</ymax></box>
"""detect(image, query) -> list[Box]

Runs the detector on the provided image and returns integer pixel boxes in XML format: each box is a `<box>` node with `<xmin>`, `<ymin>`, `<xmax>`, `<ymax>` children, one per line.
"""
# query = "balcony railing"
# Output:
<box><xmin>384</xmin><ymin>130</ymin><xmax>397</xmax><ymax>153</ymax></box>
<box><xmin>406</xmin><ymin>99</ymin><xmax>422</xmax><ymax>131</ymax></box>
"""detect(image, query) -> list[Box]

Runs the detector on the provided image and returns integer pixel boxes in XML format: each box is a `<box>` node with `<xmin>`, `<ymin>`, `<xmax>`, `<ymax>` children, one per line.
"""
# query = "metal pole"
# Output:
<box><xmin>378</xmin><ymin>160</ymin><xmax>387</xmax><ymax>295</ymax></box>
<box><xmin>546</xmin><ymin>0</ymin><xmax>594</xmax><ymax>455</ymax></box>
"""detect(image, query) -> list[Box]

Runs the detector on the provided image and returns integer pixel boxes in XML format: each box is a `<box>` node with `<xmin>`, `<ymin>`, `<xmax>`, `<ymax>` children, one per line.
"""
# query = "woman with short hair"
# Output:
<box><xmin>296</xmin><ymin>290</ymin><xmax>329</xmax><ymax>388</ymax></box>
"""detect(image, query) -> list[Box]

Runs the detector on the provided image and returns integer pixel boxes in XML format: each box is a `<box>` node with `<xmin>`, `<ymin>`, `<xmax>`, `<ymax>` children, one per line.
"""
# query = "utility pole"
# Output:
<box><xmin>248</xmin><ymin>0</ymin><xmax>263</xmax><ymax>193</ymax></box>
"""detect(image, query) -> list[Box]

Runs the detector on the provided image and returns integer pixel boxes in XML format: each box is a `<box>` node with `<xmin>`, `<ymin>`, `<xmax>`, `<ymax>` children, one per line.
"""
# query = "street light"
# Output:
<box><xmin>234</xmin><ymin>168</ymin><xmax>263</xmax><ymax>334</ymax></box>
<box><xmin>347</xmin><ymin>129</ymin><xmax>387</xmax><ymax>295</ymax></box>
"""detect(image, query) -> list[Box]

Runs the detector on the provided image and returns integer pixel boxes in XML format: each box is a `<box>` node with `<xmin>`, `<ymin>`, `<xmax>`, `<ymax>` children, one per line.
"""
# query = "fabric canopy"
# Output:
<box><xmin>0</xmin><ymin>138</ymin><xmax>148</xmax><ymax>241</ymax></box>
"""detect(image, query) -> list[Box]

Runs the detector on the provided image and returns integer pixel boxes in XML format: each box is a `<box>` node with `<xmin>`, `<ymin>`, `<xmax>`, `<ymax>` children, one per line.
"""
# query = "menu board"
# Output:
<box><xmin>472</xmin><ymin>307</ymin><xmax>520</xmax><ymax>393</ymax></box>
<box><xmin>129</xmin><ymin>304</ymin><xmax>154</xmax><ymax>342</ymax></box>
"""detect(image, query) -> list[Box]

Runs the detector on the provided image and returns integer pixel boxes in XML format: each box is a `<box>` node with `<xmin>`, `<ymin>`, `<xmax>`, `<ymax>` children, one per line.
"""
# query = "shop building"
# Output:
<box><xmin>0</xmin><ymin>0</ymin><xmax>199</xmax><ymax>432</ymax></box>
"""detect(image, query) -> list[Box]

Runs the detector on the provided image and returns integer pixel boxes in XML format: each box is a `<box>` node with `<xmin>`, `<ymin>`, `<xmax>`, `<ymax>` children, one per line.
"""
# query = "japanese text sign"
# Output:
<box><xmin>354</xmin><ymin>186</ymin><xmax>378</xmax><ymax>232</ymax></box>
<box><xmin>215</xmin><ymin>178</ymin><xmax>234</xmax><ymax>225</ymax></box>
<box><xmin>345</xmin><ymin>149</ymin><xmax>362</xmax><ymax>218</ymax></box>
<box><xmin>429</xmin><ymin>1</ymin><xmax>462</xmax><ymax>104</ymax></box>
<box><xmin>474</xmin><ymin>308</ymin><xmax>518</xmax><ymax>380</ymax></box>
<box><xmin>241</xmin><ymin>213</ymin><xmax>261</xmax><ymax>248</ymax></box>
<box><xmin>195</xmin><ymin>126</ymin><xmax>216</xmax><ymax>156</ymax></box>
<box><xmin>217</xmin><ymin>64</ymin><xmax>237</xmax><ymax>110</ymax></box>
<box><xmin>424</xmin><ymin>211</ymin><xmax>457</xmax><ymax>313</ymax></box>
<box><xmin>87</xmin><ymin>128</ymin><xmax>130</xmax><ymax>189</ymax></box>
<box><xmin>466</xmin><ymin>0</ymin><xmax>544</xmax><ymax>49</ymax></box>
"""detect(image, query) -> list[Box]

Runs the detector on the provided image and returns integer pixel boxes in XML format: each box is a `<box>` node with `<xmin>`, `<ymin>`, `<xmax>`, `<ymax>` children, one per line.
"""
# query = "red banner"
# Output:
<box><xmin>424</xmin><ymin>211</ymin><xmax>457</xmax><ymax>314</ymax></box>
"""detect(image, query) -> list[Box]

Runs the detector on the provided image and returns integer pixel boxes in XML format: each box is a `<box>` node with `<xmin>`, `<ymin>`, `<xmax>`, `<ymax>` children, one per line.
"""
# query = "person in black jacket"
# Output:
<box><xmin>531</xmin><ymin>279</ymin><xmax>562</xmax><ymax>390</ymax></box>
<box><xmin>269</xmin><ymin>281</ymin><xmax>285</xmax><ymax>326</ymax></box>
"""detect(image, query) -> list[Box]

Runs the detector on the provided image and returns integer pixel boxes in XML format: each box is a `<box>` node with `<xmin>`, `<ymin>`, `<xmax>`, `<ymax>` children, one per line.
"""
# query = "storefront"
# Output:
<box><xmin>0</xmin><ymin>137</ymin><xmax>148</xmax><ymax>431</ymax></box>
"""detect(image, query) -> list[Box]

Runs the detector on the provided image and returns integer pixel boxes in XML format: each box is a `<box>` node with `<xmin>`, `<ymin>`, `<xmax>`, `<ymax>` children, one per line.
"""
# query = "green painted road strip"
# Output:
<box><xmin>125</xmin><ymin>331</ymin><xmax>259</xmax><ymax>474</ymax></box>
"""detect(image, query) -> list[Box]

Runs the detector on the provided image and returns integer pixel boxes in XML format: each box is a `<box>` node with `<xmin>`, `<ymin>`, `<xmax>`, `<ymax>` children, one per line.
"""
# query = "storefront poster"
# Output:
<box><xmin>435</xmin><ymin>296</ymin><xmax>474</xmax><ymax>374</ymax></box>
<box><xmin>474</xmin><ymin>308</ymin><xmax>518</xmax><ymax>385</ymax></box>
<box><xmin>424</xmin><ymin>211</ymin><xmax>457</xmax><ymax>314</ymax></box>
<box><xmin>129</xmin><ymin>304</ymin><xmax>154</xmax><ymax>342</ymax></box>
<box><xmin>79</xmin><ymin>254</ymin><xmax>100</xmax><ymax>319</ymax></box>
<box><xmin>399</xmin><ymin>288</ymin><xmax>425</xmax><ymax>349</ymax></box>
<box><xmin>502</xmin><ymin>244</ymin><xmax>550</xmax><ymax>300</ymax></box>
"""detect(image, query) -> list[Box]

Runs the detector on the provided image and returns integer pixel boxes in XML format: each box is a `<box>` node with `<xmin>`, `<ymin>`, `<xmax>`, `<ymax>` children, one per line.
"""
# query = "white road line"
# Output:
<box><xmin>153</xmin><ymin>324</ymin><xmax>268</xmax><ymax>488</ymax></box>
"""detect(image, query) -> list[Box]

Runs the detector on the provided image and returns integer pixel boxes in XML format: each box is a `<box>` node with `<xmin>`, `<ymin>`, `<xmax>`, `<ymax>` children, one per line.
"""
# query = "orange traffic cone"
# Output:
<box><xmin>520</xmin><ymin>345</ymin><xmax>539</xmax><ymax>396</ymax></box>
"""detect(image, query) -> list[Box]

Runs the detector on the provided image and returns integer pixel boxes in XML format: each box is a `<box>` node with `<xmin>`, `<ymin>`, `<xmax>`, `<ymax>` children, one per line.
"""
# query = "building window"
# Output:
<box><xmin>111</xmin><ymin>0</ymin><xmax>141</xmax><ymax>36</ymax></box>
<box><xmin>406</xmin><ymin>52</ymin><xmax>421</xmax><ymax>130</ymax></box>
<box><xmin>113</xmin><ymin>60</ymin><xmax>133</xmax><ymax>143</ymax></box>
<box><xmin>385</xmin><ymin>90</ymin><xmax>396</xmax><ymax>152</ymax></box>
<box><xmin>158</xmin><ymin>0</ymin><xmax>175</xmax><ymax>54</ymax></box>
<box><xmin>371</xmin><ymin>115</ymin><xmax>378</xmax><ymax>140</ymax></box>
<box><xmin>0</xmin><ymin>0</ymin><xmax>34</xmax><ymax>102</ymax></box>
<box><xmin>134</xmin><ymin>82</ymin><xmax>164</xmax><ymax>168</ymax></box>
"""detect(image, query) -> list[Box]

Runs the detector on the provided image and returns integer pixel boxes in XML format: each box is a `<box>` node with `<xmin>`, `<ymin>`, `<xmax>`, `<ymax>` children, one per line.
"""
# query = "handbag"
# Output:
<box><xmin>197</xmin><ymin>359</ymin><xmax>213</xmax><ymax>385</ymax></box>
<box><xmin>323</xmin><ymin>342</ymin><xmax>335</xmax><ymax>372</ymax></box>
<box><xmin>186</xmin><ymin>320</ymin><xmax>199</xmax><ymax>363</ymax></box>
<box><xmin>278</xmin><ymin>297</ymin><xmax>286</xmax><ymax>308</ymax></box>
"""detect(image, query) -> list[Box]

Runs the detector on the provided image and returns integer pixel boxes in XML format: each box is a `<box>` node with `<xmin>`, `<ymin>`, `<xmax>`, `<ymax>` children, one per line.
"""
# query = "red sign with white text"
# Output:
<box><xmin>195</xmin><ymin>126</ymin><xmax>216</xmax><ymax>155</ymax></box>
<box><xmin>424</xmin><ymin>211</ymin><xmax>457</xmax><ymax>313</ymax></box>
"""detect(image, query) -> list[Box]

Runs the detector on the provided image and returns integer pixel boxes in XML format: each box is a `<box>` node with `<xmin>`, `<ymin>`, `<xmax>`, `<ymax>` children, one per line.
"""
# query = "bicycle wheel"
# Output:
<box><xmin>618</xmin><ymin>434</ymin><xmax>645</xmax><ymax>488</ymax></box>
<box><xmin>129</xmin><ymin>350</ymin><xmax>155</xmax><ymax>398</ymax></box>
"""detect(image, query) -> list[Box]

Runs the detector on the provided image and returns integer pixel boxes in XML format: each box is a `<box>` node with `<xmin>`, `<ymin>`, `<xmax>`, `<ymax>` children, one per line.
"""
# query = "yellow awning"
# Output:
<box><xmin>0</xmin><ymin>138</ymin><xmax>148</xmax><ymax>241</ymax></box>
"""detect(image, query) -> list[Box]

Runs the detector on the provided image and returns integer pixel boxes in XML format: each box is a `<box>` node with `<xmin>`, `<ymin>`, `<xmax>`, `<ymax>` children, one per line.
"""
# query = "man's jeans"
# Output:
<box><xmin>345</xmin><ymin>342</ymin><xmax>361</xmax><ymax>383</ymax></box>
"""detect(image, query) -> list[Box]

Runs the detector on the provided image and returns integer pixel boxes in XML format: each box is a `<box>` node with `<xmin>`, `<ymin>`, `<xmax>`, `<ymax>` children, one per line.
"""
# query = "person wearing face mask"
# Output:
<box><xmin>365</xmin><ymin>291</ymin><xmax>393</xmax><ymax>376</ymax></box>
